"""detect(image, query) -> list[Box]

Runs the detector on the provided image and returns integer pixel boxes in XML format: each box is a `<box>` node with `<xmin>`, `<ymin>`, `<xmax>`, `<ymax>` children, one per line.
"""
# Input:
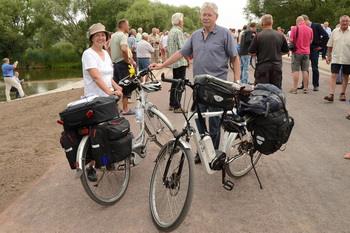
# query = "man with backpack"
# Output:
<box><xmin>239</xmin><ymin>22</ymin><xmax>257</xmax><ymax>84</ymax></box>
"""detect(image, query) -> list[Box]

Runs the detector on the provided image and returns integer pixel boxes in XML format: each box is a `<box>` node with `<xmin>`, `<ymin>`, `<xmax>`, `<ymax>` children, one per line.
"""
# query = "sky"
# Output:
<box><xmin>153</xmin><ymin>0</ymin><xmax>248</xmax><ymax>30</ymax></box>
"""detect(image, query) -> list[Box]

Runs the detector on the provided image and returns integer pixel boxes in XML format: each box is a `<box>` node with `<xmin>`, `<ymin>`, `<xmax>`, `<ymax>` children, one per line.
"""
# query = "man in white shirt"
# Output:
<box><xmin>322</xmin><ymin>22</ymin><xmax>332</xmax><ymax>59</ymax></box>
<box><xmin>324</xmin><ymin>15</ymin><xmax>350</xmax><ymax>102</ymax></box>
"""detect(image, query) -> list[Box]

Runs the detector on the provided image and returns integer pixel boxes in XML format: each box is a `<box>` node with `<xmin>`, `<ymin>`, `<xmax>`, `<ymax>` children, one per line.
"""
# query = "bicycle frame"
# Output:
<box><xmin>132</xmin><ymin>88</ymin><xmax>178</xmax><ymax>165</ymax></box>
<box><xmin>184</xmin><ymin>110</ymin><xmax>238</xmax><ymax>175</ymax></box>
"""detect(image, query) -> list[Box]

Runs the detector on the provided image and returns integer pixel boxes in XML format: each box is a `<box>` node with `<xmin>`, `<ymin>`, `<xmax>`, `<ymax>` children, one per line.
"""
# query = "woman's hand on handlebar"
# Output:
<box><xmin>148</xmin><ymin>63</ymin><xmax>163</xmax><ymax>70</ymax></box>
<box><xmin>110</xmin><ymin>90</ymin><xmax>123</xmax><ymax>97</ymax></box>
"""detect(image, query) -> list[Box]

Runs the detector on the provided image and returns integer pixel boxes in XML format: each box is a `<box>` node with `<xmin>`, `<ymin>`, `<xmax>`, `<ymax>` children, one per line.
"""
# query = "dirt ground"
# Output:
<box><xmin>0</xmin><ymin>88</ymin><xmax>83</xmax><ymax>213</ymax></box>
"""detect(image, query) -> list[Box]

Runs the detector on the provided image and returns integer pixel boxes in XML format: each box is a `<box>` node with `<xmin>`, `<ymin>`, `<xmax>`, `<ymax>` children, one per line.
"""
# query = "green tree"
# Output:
<box><xmin>244</xmin><ymin>0</ymin><xmax>348</xmax><ymax>31</ymax></box>
<box><xmin>0</xmin><ymin>0</ymin><xmax>35</xmax><ymax>59</ymax></box>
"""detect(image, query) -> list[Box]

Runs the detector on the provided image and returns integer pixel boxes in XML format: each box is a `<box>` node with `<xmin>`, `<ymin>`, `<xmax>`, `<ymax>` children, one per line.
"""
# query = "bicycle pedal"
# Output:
<box><xmin>223</xmin><ymin>180</ymin><xmax>234</xmax><ymax>191</ymax></box>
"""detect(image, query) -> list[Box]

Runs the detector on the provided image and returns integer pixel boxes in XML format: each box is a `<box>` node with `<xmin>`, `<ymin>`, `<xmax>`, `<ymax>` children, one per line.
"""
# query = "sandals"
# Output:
<box><xmin>344</xmin><ymin>153</ymin><xmax>350</xmax><ymax>159</ymax></box>
<box><xmin>324</xmin><ymin>94</ymin><xmax>334</xmax><ymax>102</ymax></box>
<box><xmin>339</xmin><ymin>93</ymin><xmax>346</xmax><ymax>101</ymax></box>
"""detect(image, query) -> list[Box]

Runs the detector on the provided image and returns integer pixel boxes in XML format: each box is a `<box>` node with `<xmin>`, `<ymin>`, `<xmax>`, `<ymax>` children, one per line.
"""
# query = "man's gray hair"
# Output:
<box><xmin>201</xmin><ymin>2</ymin><xmax>218</xmax><ymax>15</ymax></box>
<box><xmin>301</xmin><ymin>14</ymin><xmax>309</xmax><ymax>20</ymax></box>
<box><xmin>172</xmin><ymin>13</ymin><xmax>183</xmax><ymax>26</ymax></box>
<box><xmin>137</xmin><ymin>27</ymin><xmax>142</xmax><ymax>33</ymax></box>
<box><xmin>339</xmin><ymin>15</ymin><xmax>350</xmax><ymax>21</ymax></box>
<box><xmin>3</xmin><ymin>58</ymin><xmax>9</xmax><ymax>63</ymax></box>
<box><xmin>130</xmin><ymin>28</ymin><xmax>136</xmax><ymax>34</ymax></box>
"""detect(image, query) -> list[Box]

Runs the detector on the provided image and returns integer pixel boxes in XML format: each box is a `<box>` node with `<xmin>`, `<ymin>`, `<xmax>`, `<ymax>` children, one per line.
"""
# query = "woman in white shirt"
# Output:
<box><xmin>81</xmin><ymin>23</ymin><xmax>123</xmax><ymax>181</ymax></box>
<box><xmin>82</xmin><ymin>23</ymin><xmax>123</xmax><ymax>97</ymax></box>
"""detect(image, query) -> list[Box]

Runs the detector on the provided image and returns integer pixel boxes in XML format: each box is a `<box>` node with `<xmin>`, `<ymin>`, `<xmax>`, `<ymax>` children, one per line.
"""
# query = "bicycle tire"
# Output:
<box><xmin>80</xmin><ymin>137</ymin><xmax>131</xmax><ymax>205</ymax></box>
<box><xmin>225</xmin><ymin>131</ymin><xmax>262</xmax><ymax>178</ymax></box>
<box><xmin>145</xmin><ymin>108</ymin><xmax>175</xmax><ymax>148</ymax></box>
<box><xmin>149</xmin><ymin>140</ymin><xmax>195</xmax><ymax>232</ymax></box>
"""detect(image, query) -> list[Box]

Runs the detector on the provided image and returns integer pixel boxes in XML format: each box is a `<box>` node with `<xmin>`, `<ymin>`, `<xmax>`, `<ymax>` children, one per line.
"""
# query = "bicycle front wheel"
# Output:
<box><xmin>149</xmin><ymin>140</ymin><xmax>194</xmax><ymax>232</ymax></box>
<box><xmin>225</xmin><ymin>131</ymin><xmax>262</xmax><ymax>178</ymax></box>
<box><xmin>80</xmin><ymin>138</ymin><xmax>131</xmax><ymax>205</ymax></box>
<box><xmin>145</xmin><ymin>108</ymin><xmax>175</xmax><ymax>148</ymax></box>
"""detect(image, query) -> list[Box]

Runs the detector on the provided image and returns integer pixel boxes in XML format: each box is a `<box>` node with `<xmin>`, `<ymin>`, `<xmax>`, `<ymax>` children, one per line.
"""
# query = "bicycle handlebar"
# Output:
<box><xmin>161</xmin><ymin>73</ymin><xmax>179</xmax><ymax>84</ymax></box>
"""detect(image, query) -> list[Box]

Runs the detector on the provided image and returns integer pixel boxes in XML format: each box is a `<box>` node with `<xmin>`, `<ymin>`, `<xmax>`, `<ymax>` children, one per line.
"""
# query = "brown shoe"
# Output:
<box><xmin>169</xmin><ymin>106</ymin><xmax>174</xmax><ymax>111</ymax></box>
<box><xmin>339</xmin><ymin>93</ymin><xmax>346</xmax><ymax>101</ymax></box>
<box><xmin>289</xmin><ymin>88</ymin><xmax>297</xmax><ymax>94</ymax></box>
<box><xmin>173</xmin><ymin>108</ymin><xmax>188</xmax><ymax>113</ymax></box>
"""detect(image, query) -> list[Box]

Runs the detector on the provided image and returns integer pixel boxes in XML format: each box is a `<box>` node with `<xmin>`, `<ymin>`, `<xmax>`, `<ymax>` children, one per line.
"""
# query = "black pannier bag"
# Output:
<box><xmin>250</xmin><ymin>108</ymin><xmax>294</xmax><ymax>155</ymax></box>
<box><xmin>90</xmin><ymin>117</ymin><xmax>132</xmax><ymax>167</ymax></box>
<box><xmin>193</xmin><ymin>74</ymin><xmax>236</xmax><ymax>109</ymax></box>
<box><xmin>60</xmin><ymin>129</ymin><xmax>82</xmax><ymax>169</ymax></box>
<box><xmin>59</xmin><ymin>96</ymin><xmax>119</xmax><ymax>131</ymax></box>
<box><xmin>241</xmin><ymin>83</ymin><xmax>286</xmax><ymax>116</ymax></box>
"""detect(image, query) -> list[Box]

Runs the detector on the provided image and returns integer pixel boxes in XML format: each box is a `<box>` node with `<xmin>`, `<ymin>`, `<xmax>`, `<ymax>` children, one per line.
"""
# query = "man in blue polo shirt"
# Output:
<box><xmin>2</xmin><ymin>58</ymin><xmax>26</xmax><ymax>101</ymax></box>
<box><xmin>149</xmin><ymin>2</ymin><xmax>240</xmax><ymax>162</ymax></box>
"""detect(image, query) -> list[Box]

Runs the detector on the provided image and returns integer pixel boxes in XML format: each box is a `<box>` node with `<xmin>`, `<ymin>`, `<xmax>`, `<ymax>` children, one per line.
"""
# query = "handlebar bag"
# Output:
<box><xmin>59</xmin><ymin>96</ymin><xmax>119</xmax><ymax>131</ymax></box>
<box><xmin>119</xmin><ymin>75</ymin><xmax>139</xmax><ymax>95</ymax></box>
<box><xmin>193</xmin><ymin>74</ymin><xmax>236</xmax><ymax>109</ymax></box>
<box><xmin>90</xmin><ymin>117</ymin><xmax>132</xmax><ymax>167</ymax></box>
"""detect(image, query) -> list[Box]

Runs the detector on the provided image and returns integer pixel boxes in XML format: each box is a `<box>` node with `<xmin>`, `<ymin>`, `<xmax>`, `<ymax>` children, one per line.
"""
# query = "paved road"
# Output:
<box><xmin>0</xmin><ymin>58</ymin><xmax>349</xmax><ymax>233</ymax></box>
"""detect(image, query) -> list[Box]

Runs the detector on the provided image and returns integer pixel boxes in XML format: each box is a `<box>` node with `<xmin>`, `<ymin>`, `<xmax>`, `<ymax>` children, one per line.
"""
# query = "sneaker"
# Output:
<box><xmin>297</xmin><ymin>85</ymin><xmax>304</xmax><ymax>90</ymax></box>
<box><xmin>169</xmin><ymin>106</ymin><xmax>174</xmax><ymax>111</ymax></box>
<box><xmin>324</xmin><ymin>94</ymin><xmax>334</xmax><ymax>102</ymax></box>
<box><xmin>313</xmin><ymin>86</ymin><xmax>319</xmax><ymax>91</ymax></box>
<box><xmin>122</xmin><ymin>109</ymin><xmax>135</xmax><ymax>115</ymax></box>
<box><xmin>303</xmin><ymin>89</ymin><xmax>308</xmax><ymax>94</ymax></box>
<box><xmin>86</xmin><ymin>166</ymin><xmax>97</xmax><ymax>182</ymax></box>
<box><xmin>289</xmin><ymin>88</ymin><xmax>297</xmax><ymax>94</ymax></box>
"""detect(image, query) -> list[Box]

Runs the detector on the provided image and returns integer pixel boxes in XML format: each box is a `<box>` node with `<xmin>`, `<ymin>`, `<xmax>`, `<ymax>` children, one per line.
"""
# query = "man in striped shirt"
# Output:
<box><xmin>167</xmin><ymin>12</ymin><xmax>188</xmax><ymax>113</ymax></box>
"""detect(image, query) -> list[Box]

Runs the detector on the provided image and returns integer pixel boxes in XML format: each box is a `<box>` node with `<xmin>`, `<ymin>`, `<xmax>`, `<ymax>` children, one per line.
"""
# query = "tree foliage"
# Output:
<box><xmin>244</xmin><ymin>0</ymin><xmax>350</xmax><ymax>32</ymax></box>
<box><xmin>0</xmin><ymin>0</ymin><xmax>201</xmax><ymax>67</ymax></box>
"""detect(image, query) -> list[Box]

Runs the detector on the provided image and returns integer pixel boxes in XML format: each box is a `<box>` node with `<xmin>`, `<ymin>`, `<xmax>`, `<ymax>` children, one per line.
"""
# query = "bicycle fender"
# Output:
<box><xmin>75</xmin><ymin>135</ymin><xmax>89</xmax><ymax>179</ymax></box>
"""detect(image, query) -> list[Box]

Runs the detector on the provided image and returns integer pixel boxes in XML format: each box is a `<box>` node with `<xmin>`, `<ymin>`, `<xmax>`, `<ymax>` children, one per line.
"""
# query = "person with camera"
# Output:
<box><xmin>2</xmin><ymin>58</ymin><xmax>26</xmax><ymax>101</ymax></box>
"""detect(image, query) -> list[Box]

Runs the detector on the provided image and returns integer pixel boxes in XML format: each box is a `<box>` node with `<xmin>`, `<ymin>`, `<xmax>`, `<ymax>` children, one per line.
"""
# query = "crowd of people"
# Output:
<box><xmin>2</xmin><ymin>1</ymin><xmax>349</xmax><ymax>159</ymax></box>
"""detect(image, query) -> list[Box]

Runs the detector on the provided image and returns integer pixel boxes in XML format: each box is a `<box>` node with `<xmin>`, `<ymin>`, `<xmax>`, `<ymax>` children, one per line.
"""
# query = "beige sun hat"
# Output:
<box><xmin>88</xmin><ymin>23</ymin><xmax>109</xmax><ymax>42</ymax></box>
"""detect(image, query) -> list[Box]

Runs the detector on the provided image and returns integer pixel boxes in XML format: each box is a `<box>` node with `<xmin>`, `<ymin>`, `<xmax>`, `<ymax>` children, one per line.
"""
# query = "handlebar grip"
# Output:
<box><xmin>161</xmin><ymin>73</ymin><xmax>181</xmax><ymax>84</ymax></box>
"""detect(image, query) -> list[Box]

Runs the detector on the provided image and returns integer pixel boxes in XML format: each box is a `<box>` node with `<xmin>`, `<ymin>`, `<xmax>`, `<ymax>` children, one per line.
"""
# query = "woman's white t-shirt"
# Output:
<box><xmin>82</xmin><ymin>48</ymin><xmax>113</xmax><ymax>97</ymax></box>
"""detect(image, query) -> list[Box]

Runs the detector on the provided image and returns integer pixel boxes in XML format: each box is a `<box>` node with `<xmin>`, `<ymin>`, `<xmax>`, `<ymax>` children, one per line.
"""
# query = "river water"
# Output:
<box><xmin>0</xmin><ymin>68</ymin><xmax>82</xmax><ymax>102</ymax></box>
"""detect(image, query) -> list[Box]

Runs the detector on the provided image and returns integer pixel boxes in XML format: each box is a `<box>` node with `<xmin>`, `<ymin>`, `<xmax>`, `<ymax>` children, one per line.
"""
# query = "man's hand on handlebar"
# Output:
<box><xmin>148</xmin><ymin>63</ymin><xmax>163</xmax><ymax>70</ymax></box>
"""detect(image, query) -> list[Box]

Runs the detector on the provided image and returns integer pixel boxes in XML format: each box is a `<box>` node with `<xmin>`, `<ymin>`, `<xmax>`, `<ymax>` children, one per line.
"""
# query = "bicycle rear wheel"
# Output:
<box><xmin>145</xmin><ymin>108</ymin><xmax>175</xmax><ymax>148</ymax></box>
<box><xmin>225</xmin><ymin>131</ymin><xmax>261</xmax><ymax>178</ymax></box>
<box><xmin>149</xmin><ymin>140</ymin><xmax>194</xmax><ymax>232</ymax></box>
<box><xmin>80</xmin><ymin>138</ymin><xmax>131</xmax><ymax>205</ymax></box>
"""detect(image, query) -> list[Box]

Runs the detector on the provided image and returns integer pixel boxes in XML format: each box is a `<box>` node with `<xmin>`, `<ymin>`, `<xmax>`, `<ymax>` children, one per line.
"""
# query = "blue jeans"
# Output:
<box><xmin>195</xmin><ymin>104</ymin><xmax>221</xmax><ymax>149</ymax></box>
<box><xmin>137</xmin><ymin>58</ymin><xmax>151</xmax><ymax>71</ymax></box>
<box><xmin>309</xmin><ymin>49</ymin><xmax>320</xmax><ymax>87</ymax></box>
<box><xmin>240</xmin><ymin>55</ymin><xmax>250</xmax><ymax>83</ymax></box>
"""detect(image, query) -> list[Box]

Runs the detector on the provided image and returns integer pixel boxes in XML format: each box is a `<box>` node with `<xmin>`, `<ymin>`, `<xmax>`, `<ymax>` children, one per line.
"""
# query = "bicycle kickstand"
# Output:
<box><xmin>221</xmin><ymin>168</ymin><xmax>234</xmax><ymax>191</ymax></box>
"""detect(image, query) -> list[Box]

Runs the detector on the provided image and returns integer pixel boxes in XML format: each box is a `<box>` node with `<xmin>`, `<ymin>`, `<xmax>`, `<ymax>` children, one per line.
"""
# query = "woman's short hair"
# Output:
<box><xmin>171</xmin><ymin>13</ymin><xmax>183</xmax><ymax>26</ymax></box>
<box><xmin>200</xmin><ymin>2</ymin><xmax>218</xmax><ymax>15</ymax></box>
